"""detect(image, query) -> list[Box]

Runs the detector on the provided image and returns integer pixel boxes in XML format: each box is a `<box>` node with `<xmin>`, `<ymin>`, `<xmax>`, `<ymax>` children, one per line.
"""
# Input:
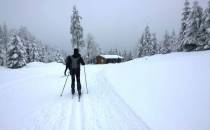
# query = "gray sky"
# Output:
<box><xmin>0</xmin><ymin>0</ymin><xmax>208</xmax><ymax>52</ymax></box>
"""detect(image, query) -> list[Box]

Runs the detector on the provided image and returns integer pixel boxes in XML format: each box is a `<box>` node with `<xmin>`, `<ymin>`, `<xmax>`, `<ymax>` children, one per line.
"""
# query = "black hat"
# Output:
<box><xmin>74</xmin><ymin>48</ymin><xmax>79</xmax><ymax>54</ymax></box>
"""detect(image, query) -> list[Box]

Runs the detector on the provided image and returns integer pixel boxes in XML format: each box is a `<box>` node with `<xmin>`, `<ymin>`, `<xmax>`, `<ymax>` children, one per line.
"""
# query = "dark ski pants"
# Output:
<box><xmin>71</xmin><ymin>69</ymin><xmax>81</xmax><ymax>94</ymax></box>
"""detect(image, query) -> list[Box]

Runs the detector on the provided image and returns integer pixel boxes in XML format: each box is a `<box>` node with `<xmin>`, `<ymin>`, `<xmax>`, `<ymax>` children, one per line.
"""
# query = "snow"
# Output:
<box><xmin>0</xmin><ymin>62</ymin><xmax>148</xmax><ymax>130</ymax></box>
<box><xmin>207</xmin><ymin>27</ymin><xmax>210</xmax><ymax>33</ymax></box>
<box><xmin>12</xmin><ymin>53</ymin><xmax>18</xmax><ymax>59</ymax></box>
<box><xmin>100</xmin><ymin>55</ymin><xmax>123</xmax><ymax>59</ymax></box>
<box><xmin>0</xmin><ymin>51</ymin><xmax>210</xmax><ymax>130</ymax></box>
<box><xmin>102</xmin><ymin>51</ymin><xmax>210</xmax><ymax>130</ymax></box>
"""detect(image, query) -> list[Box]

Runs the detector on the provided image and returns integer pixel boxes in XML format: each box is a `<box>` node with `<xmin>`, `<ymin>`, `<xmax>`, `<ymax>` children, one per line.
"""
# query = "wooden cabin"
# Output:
<box><xmin>96</xmin><ymin>55</ymin><xmax>123</xmax><ymax>64</ymax></box>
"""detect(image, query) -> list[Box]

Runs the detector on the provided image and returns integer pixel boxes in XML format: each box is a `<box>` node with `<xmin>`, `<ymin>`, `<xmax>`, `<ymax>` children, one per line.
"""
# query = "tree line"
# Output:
<box><xmin>0</xmin><ymin>25</ymin><xmax>66</xmax><ymax>68</ymax></box>
<box><xmin>2</xmin><ymin>0</ymin><xmax>209</xmax><ymax>68</ymax></box>
<box><xmin>136</xmin><ymin>0</ymin><xmax>210</xmax><ymax>58</ymax></box>
<box><xmin>71</xmin><ymin>1</ymin><xmax>210</xmax><ymax>62</ymax></box>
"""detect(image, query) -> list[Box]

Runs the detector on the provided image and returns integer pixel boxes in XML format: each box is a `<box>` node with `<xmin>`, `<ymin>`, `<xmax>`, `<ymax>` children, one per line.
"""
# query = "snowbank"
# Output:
<box><xmin>0</xmin><ymin>51</ymin><xmax>210</xmax><ymax>130</ymax></box>
<box><xmin>102</xmin><ymin>51</ymin><xmax>210</xmax><ymax>130</ymax></box>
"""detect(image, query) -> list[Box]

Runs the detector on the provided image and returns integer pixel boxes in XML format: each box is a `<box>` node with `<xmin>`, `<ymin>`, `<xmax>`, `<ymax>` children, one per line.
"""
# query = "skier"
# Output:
<box><xmin>64</xmin><ymin>48</ymin><xmax>85</xmax><ymax>96</ymax></box>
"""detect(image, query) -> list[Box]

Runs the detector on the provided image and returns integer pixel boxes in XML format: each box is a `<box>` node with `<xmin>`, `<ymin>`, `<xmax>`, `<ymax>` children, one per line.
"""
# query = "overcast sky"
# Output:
<box><xmin>0</xmin><ymin>0</ymin><xmax>208</xmax><ymax>52</ymax></box>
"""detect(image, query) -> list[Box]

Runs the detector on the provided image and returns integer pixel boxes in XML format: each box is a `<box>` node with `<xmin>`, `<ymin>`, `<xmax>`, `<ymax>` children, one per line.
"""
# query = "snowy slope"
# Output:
<box><xmin>0</xmin><ymin>62</ymin><xmax>149</xmax><ymax>130</ymax></box>
<box><xmin>0</xmin><ymin>51</ymin><xmax>210</xmax><ymax>130</ymax></box>
<box><xmin>102</xmin><ymin>51</ymin><xmax>210</xmax><ymax>130</ymax></box>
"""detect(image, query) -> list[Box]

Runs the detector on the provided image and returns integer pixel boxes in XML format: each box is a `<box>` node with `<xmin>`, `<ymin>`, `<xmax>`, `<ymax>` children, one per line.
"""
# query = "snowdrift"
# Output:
<box><xmin>0</xmin><ymin>51</ymin><xmax>210</xmax><ymax>130</ymax></box>
<box><xmin>102</xmin><ymin>51</ymin><xmax>210</xmax><ymax>130</ymax></box>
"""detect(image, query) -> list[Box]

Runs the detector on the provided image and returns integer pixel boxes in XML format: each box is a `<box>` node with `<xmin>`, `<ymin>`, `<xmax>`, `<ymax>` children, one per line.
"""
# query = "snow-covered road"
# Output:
<box><xmin>0</xmin><ymin>63</ymin><xmax>149</xmax><ymax>130</ymax></box>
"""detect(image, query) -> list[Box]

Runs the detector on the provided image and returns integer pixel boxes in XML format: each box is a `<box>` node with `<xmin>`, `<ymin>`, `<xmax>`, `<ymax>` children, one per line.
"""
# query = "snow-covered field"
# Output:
<box><xmin>0</xmin><ymin>51</ymin><xmax>210</xmax><ymax>130</ymax></box>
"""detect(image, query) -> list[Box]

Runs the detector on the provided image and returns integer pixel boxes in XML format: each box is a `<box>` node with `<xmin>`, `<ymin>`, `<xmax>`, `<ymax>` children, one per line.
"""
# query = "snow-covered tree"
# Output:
<box><xmin>160</xmin><ymin>31</ymin><xmax>171</xmax><ymax>54</ymax></box>
<box><xmin>143</xmin><ymin>26</ymin><xmax>155</xmax><ymax>56</ymax></box>
<box><xmin>38</xmin><ymin>45</ymin><xmax>46</xmax><ymax>62</ymax></box>
<box><xmin>108</xmin><ymin>48</ymin><xmax>119</xmax><ymax>55</ymax></box>
<box><xmin>0</xmin><ymin>51</ymin><xmax>3</xmax><ymax>66</ymax></box>
<box><xmin>181</xmin><ymin>0</ymin><xmax>191</xmax><ymax>36</ymax></box>
<box><xmin>18</xmin><ymin>26</ymin><xmax>34</xmax><ymax>41</ymax></box>
<box><xmin>86</xmin><ymin>34</ymin><xmax>100</xmax><ymax>63</ymax></box>
<box><xmin>0</xmin><ymin>24</ymin><xmax>66</xmax><ymax>66</ymax></box>
<box><xmin>179</xmin><ymin>0</ymin><xmax>191</xmax><ymax>51</ymax></box>
<box><xmin>136</xmin><ymin>26</ymin><xmax>156</xmax><ymax>57</ymax></box>
<box><xmin>108</xmin><ymin>49</ymin><xmax>114</xmax><ymax>55</ymax></box>
<box><xmin>0</xmin><ymin>25</ymin><xmax>4</xmax><ymax>65</ymax></box>
<box><xmin>0</xmin><ymin>25</ymin><xmax>3</xmax><ymax>43</ymax></box>
<box><xmin>127</xmin><ymin>51</ymin><xmax>133</xmax><ymax>61</ymax></box>
<box><xmin>70</xmin><ymin>6</ymin><xmax>84</xmax><ymax>49</ymax></box>
<box><xmin>203</xmin><ymin>1</ymin><xmax>210</xmax><ymax>49</ymax></box>
<box><xmin>203</xmin><ymin>1</ymin><xmax>210</xmax><ymax>28</ymax></box>
<box><xmin>18</xmin><ymin>26</ymin><xmax>35</xmax><ymax>63</ymax></box>
<box><xmin>169</xmin><ymin>30</ymin><xmax>178</xmax><ymax>52</ymax></box>
<box><xmin>151</xmin><ymin>33</ymin><xmax>158</xmax><ymax>54</ymax></box>
<box><xmin>122</xmin><ymin>50</ymin><xmax>133</xmax><ymax>61</ymax></box>
<box><xmin>6</xmin><ymin>35</ymin><xmax>26</xmax><ymax>68</ymax></box>
<box><xmin>182</xmin><ymin>1</ymin><xmax>204</xmax><ymax>51</ymax></box>
<box><xmin>0</xmin><ymin>24</ymin><xmax>9</xmax><ymax>65</ymax></box>
<box><xmin>136</xmin><ymin>35</ymin><xmax>144</xmax><ymax>57</ymax></box>
<box><xmin>55</xmin><ymin>50</ymin><xmax>64</xmax><ymax>63</ymax></box>
<box><xmin>44</xmin><ymin>47</ymin><xmax>58</xmax><ymax>63</ymax></box>
<box><xmin>31</xmin><ymin>42</ymin><xmax>40</xmax><ymax>62</ymax></box>
<box><xmin>2</xmin><ymin>24</ymin><xmax>9</xmax><ymax>48</ymax></box>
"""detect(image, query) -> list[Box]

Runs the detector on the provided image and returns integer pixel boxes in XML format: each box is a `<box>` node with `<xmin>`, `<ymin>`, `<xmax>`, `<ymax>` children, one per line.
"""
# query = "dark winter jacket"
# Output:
<box><xmin>64</xmin><ymin>51</ymin><xmax>85</xmax><ymax>75</ymax></box>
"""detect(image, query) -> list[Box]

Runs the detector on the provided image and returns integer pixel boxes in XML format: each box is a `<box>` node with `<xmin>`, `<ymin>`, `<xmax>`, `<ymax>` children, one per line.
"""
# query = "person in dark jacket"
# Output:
<box><xmin>64</xmin><ymin>48</ymin><xmax>85</xmax><ymax>96</ymax></box>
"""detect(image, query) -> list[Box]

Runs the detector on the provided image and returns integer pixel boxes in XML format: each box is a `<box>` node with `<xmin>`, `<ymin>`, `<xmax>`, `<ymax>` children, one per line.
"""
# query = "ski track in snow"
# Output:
<box><xmin>0</xmin><ymin>65</ymin><xmax>149</xmax><ymax>130</ymax></box>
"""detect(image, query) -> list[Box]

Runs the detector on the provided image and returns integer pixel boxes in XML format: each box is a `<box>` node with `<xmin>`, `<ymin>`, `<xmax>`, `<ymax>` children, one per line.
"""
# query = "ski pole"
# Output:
<box><xmin>84</xmin><ymin>65</ymin><xmax>88</xmax><ymax>94</ymax></box>
<box><xmin>60</xmin><ymin>74</ymin><xmax>70</xmax><ymax>97</ymax></box>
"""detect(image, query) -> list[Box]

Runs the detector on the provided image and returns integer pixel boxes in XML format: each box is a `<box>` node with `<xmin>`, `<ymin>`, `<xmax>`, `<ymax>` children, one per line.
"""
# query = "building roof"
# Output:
<box><xmin>99</xmin><ymin>55</ymin><xmax>123</xmax><ymax>59</ymax></box>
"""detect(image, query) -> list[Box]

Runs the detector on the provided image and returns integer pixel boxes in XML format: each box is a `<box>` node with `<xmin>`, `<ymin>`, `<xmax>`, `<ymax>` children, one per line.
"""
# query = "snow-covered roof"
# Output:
<box><xmin>99</xmin><ymin>55</ymin><xmax>123</xmax><ymax>59</ymax></box>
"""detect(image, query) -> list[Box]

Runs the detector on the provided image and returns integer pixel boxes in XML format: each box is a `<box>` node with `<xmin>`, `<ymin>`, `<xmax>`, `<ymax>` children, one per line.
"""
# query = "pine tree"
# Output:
<box><xmin>137</xmin><ymin>26</ymin><xmax>156</xmax><ymax>57</ymax></box>
<box><xmin>1</xmin><ymin>24</ymin><xmax>9</xmax><ymax>65</ymax></box>
<box><xmin>18</xmin><ymin>26</ymin><xmax>34</xmax><ymax>41</ymax></box>
<box><xmin>70</xmin><ymin>6</ymin><xmax>84</xmax><ymax>50</ymax></box>
<box><xmin>31</xmin><ymin>42</ymin><xmax>39</xmax><ymax>62</ymax></box>
<box><xmin>122</xmin><ymin>50</ymin><xmax>133</xmax><ymax>61</ymax></box>
<box><xmin>142</xmin><ymin>26</ymin><xmax>154</xmax><ymax>56</ymax></box>
<box><xmin>181</xmin><ymin>0</ymin><xmax>191</xmax><ymax>36</ymax></box>
<box><xmin>113</xmin><ymin>48</ymin><xmax>119</xmax><ymax>55</ymax></box>
<box><xmin>108</xmin><ymin>48</ymin><xmax>119</xmax><ymax>55</ymax></box>
<box><xmin>203</xmin><ymin>1</ymin><xmax>210</xmax><ymax>49</ymax></box>
<box><xmin>36</xmin><ymin>42</ymin><xmax>44</xmax><ymax>62</ymax></box>
<box><xmin>179</xmin><ymin>0</ymin><xmax>191</xmax><ymax>51</ymax></box>
<box><xmin>155</xmin><ymin>43</ymin><xmax>161</xmax><ymax>54</ymax></box>
<box><xmin>0</xmin><ymin>25</ymin><xmax>3</xmax><ymax>43</ymax></box>
<box><xmin>86</xmin><ymin>34</ymin><xmax>99</xmax><ymax>63</ymax></box>
<box><xmin>2</xmin><ymin>24</ymin><xmax>8</xmax><ymax>47</ymax></box>
<box><xmin>169</xmin><ymin>30</ymin><xmax>178</xmax><ymax>52</ymax></box>
<box><xmin>204</xmin><ymin>1</ymin><xmax>210</xmax><ymax>28</ymax></box>
<box><xmin>55</xmin><ymin>50</ymin><xmax>64</xmax><ymax>63</ymax></box>
<box><xmin>18</xmin><ymin>26</ymin><xmax>35</xmax><ymax>63</ymax></box>
<box><xmin>160</xmin><ymin>31</ymin><xmax>171</xmax><ymax>54</ymax></box>
<box><xmin>6</xmin><ymin>35</ymin><xmax>26</xmax><ymax>68</ymax></box>
<box><xmin>182</xmin><ymin>1</ymin><xmax>204</xmax><ymax>51</ymax></box>
<box><xmin>127</xmin><ymin>51</ymin><xmax>133</xmax><ymax>61</ymax></box>
<box><xmin>151</xmin><ymin>33</ymin><xmax>158</xmax><ymax>54</ymax></box>
<box><xmin>136</xmin><ymin>35</ymin><xmax>144</xmax><ymax>57</ymax></box>
<box><xmin>0</xmin><ymin>25</ymin><xmax>4</xmax><ymax>65</ymax></box>
<box><xmin>38</xmin><ymin>46</ymin><xmax>46</xmax><ymax>62</ymax></box>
